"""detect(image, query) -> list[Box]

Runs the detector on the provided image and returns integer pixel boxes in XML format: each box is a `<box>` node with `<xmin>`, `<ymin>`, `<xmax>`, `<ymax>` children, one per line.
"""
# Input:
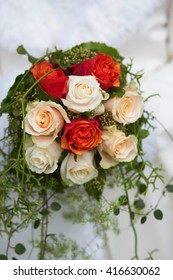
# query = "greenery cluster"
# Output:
<box><xmin>0</xmin><ymin>42</ymin><xmax>173</xmax><ymax>260</ymax></box>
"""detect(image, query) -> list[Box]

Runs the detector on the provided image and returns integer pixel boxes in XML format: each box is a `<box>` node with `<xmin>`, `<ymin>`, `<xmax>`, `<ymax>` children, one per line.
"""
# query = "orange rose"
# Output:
<box><xmin>61</xmin><ymin>118</ymin><xmax>102</xmax><ymax>155</ymax></box>
<box><xmin>71</xmin><ymin>53</ymin><xmax>121</xmax><ymax>90</ymax></box>
<box><xmin>31</xmin><ymin>61</ymin><xmax>68</xmax><ymax>99</ymax></box>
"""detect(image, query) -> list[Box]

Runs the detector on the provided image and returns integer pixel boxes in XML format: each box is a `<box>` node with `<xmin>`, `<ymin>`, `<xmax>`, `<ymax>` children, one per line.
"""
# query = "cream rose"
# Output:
<box><xmin>25</xmin><ymin>137</ymin><xmax>62</xmax><ymax>174</ymax></box>
<box><xmin>105</xmin><ymin>81</ymin><xmax>144</xmax><ymax>125</ymax></box>
<box><xmin>61</xmin><ymin>75</ymin><xmax>106</xmax><ymax>113</ymax></box>
<box><xmin>60</xmin><ymin>151</ymin><xmax>98</xmax><ymax>186</ymax></box>
<box><xmin>98</xmin><ymin>126</ymin><xmax>137</xmax><ymax>169</ymax></box>
<box><xmin>24</xmin><ymin>100</ymin><xmax>70</xmax><ymax>148</ymax></box>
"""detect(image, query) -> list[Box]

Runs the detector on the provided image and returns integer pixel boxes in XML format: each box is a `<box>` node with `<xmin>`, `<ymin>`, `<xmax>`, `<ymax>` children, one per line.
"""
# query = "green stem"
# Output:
<box><xmin>38</xmin><ymin>177</ymin><xmax>49</xmax><ymax>260</ymax></box>
<box><xmin>39</xmin><ymin>212</ymin><xmax>45</xmax><ymax>260</ymax></box>
<box><xmin>38</xmin><ymin>203</ymin><xmax>49</xmax><ymax>260</ymax></box>
<box><xmin>119</xmin><ymin>165</ymin><xmax>139</xmax><ymax>260</ymax></box>
<box><xmin>21</xmin><ymin>98</ymin><xmax>26</xmax><ymax>184</ymax></box>
<box><xmin>28</xmin><ymin>226</ymin><xmax>34</xmax><ymax>259</ymax></box>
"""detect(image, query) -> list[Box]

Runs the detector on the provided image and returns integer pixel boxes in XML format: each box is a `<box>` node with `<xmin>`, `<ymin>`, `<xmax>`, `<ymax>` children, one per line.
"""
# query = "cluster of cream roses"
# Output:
<box><xmin>24</xmin><ymin>76</ymin><xmax>144</xmax><ymax>186</ymax></box>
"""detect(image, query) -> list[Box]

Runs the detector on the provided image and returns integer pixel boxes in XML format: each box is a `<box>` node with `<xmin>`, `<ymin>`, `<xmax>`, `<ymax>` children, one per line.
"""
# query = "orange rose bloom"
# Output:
<box><xmin>31</xmin><ymin>61</ymin><xmax>68</xmax><ymax>99</ymax></box>
<box><xmin>71</xmin><ymin>53</ymin><xmax>121</xmax><ymax>90</ymax></box>
<box><xmin>61</xmin><ymin>118</ymin><xmax>102</xmax><ymax>155</ymax></box>
<box><xmin>92</xmin><ymin>53</ymin><xmax>121</xmax><ymax>90</ymax></box>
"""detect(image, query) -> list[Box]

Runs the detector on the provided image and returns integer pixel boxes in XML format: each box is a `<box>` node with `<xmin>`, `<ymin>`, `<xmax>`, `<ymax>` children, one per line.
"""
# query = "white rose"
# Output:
<box><xmin>60</xmin><ymin>151</ymin><xmax>98</xmax><ymax>186</ymax></box>
<box><xmin>24</xmin><ymin>100</ymin><xmax>70</xmax><ymax>148</ymax></box>
<box><xmin>61</xmin><ymin>75</ymin><xmax>105</xmax><ymax>113</ymax></box>
<box><xmin>105</xmin><ymin>81</ymin><xmax>144</xmax><ymax>125</ymax></box>
<box><xmin>98</xmin><ymin>126</ymin><xmax>137</xmax><ymax>169</ymax></box>
<box><xmin>25</xmin><ymin>137</ymin><xmax>62</xmax><ymax>174</ymax></box>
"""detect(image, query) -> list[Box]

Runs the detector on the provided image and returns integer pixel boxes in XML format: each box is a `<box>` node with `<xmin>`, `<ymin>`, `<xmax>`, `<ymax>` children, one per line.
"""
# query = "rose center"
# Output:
<box><xmin>72</xmin><ymin>169</ymin><xmax>90</xmax><ymax>178</ymax></box>
<box><xmin>115</xmin><ymin>141</ymin><xmax>126</xmax><ymax>155</ymax></box>
<box><xmin>120</xmin><ymin>98</ymin><xmax>133</xmax><ymax>116</ymax></box>
<box><xmin>36</xmin><ymin>110</ymin><xmax>52</xmax><ymax>128</ymax></box>
<box><xmin>75</xmin><ymin>82</ymin><xmax>94</xmax><ymax>98</ymax></box>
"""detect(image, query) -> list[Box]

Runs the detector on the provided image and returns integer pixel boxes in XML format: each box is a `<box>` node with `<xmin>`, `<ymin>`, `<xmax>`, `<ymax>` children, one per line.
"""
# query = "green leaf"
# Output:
<box><xmin>51</xmin><ymin>202</ymin><xmax>61</xmax><ymax>211</ymax></box>
<box><xmin>0</xmin><ymin>254</ymin><xmax>8</xmax><ymax>260</ymax></box>
<box><xmin>154</xmin><ymin>209</ymin><xmax>163</xmax><ymax>220</ymax></box>
<box><xmin>0</xmin><ymin>74</ymin><xmax>23</xmax><ymax>115</ymax></box>
<box><xmin>9</xmin><ymin>120</ymin><xmax>19</xmax><ymax>130</ymax></box>
<box><xmin>166</xmin><ymin>184</ymin><xmax>173</xmax><ymax>193</ymax></box>
<box><xmin>132</xmin><ymin>160</ymin><xmax>145</xmax><ymax>171</ymax></box>
<box><xmin>134</xmin><ymin>199</ymin><xmax>145</xmax><ymax>210</ymax></box>
<box><xmin>138</xmin><ymin>129</ymin><xmax>150</xmax><ymax>139</ymax></box>
<box><xmin>12</xmin><ymin>109</ymin><xmax>22</xmax><ymax>117</ymax></box>
<box><xmin>141</xmin><ymin>216</ymin><xmax>147</xmax><ymax>224</ymax></box>
<box><xmin>16</xmin><ymin>45</ymin><xmax>37</xmax><ymax>63</ymax></box>
<box><xmin>35</xmin><ymin>86</ymin><xmax>59</xmax><ymax>102</ymax></box>
<box><xmin>113</xmin><ymin>207</ymin><xmax>120</xmax><ymax>216</ymax></box>
<box><xmin>39</xmin><ymin>189</ymin><xmax>47</xmax><ymax>198</ymax></box>
<box><xmin>109</xmin><ymin>86</ymin><xmax>125</xmax><ymax>98</ymax></box>
<box><xmin>17</xmin><ymin>45</ymin><xmax>27</xmax><ymax>55</ymax></box>
<box><xmin>33</xmin><ymin>219</ymin><xmax>40</xmax><ymax>229</ymax></box>
<box><xmin>76</xmin><ymin>42</ymin><xmax>121</xmax><ymax>59</ymax></box>
<box><xmin>0</xmin><ymin>71</ymin><xmax>35</xmax><ymax>116</ymax></box>
<box><xmin>40</xmin><ymin>209</ymin><xmax>50</xmax><ymax>216</ymax></box>
<box><xmin>85</xmin><ymin>184</ymin><xmax>103</xmax><ymax>201</ymax></box>
<box><xmin>15</xmin><ymin>243</ymin><xmax>26</xmax><ymax>255</ymax></box>
<box><xmin>138</xmin><ymin>184</ymin><xmax>147</xmax><ymax>194</ymax></box>
<box><xmin>118</xmin><ymin>195</ymin><xmax>128</xmax><ymax>206</ymax></box>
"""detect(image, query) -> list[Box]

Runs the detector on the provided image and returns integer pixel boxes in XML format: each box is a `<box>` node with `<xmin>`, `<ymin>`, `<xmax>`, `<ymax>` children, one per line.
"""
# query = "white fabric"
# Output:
<box><xmin>0</xmin><ymin>0</ymin><xmax>164</xmax><ymax>55</ymax></box>
<box><xmin>1</xmin><ymin>0</ymin><xmax>173</xmax><ymax>260</ymax></box>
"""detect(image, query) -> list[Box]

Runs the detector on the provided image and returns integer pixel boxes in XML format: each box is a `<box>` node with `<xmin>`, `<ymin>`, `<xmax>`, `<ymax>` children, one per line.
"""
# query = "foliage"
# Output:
<box><xmin>0</xmin><ymin>42</ymin><xmax>171</xmax><ymax>260</ymax></box>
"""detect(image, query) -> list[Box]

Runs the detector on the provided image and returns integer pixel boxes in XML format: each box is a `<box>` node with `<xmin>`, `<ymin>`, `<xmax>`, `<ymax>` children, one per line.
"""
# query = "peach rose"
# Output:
<box><xmin>24</xmin><ymin>100</ymin><xmax>70</xmax><ymax>148</ymax></box>
<box><xmin>61</xmin><ymin>75</ymin><xmax>107</xmax><ymax>113</ymax></box>
<box><xmin>60</xmin><ymin>151</ymin><xmax>98</xmax><ymax>186</ymax></box>
<box><xmin>98</xmin><ymin>126</ymin><xmax>137</xmax><ymax>169</ymax></box>
<box><xmin>105</xmin><ymin>81</ymin><xmax>144</xmax><ymax>125</ymax></box>
<box><xmin>25</xmin><ymin>137</ymin><xmax>62</xmax><ymax>174</ymax></box>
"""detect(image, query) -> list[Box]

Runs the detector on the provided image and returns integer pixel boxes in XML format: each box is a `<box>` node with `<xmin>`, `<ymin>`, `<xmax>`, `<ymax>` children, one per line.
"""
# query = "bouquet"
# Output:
<box><xmin>0</xmin><ymin>42</ymin><xmax>171</xmax><ymax>260</ymax></box>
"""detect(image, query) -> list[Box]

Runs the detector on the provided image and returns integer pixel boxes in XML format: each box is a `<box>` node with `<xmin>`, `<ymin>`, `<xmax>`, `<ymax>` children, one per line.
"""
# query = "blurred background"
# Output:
<box><xmin>0</xmin><ymin>0</ymin><xmax>173</xmax><ymax>259</ymax></box>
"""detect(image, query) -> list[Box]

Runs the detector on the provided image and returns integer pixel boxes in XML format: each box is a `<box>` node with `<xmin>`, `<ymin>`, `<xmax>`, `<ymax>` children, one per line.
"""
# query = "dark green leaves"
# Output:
<box><xmin>166</xmin><ymin>185</ymin><xmax>173</xmax><ymax>193</ymax></box>
<box><xmin>132</xmin><ymin>160</ymin><xmax>145</xmax><ymax>171</ymax></box>
<box><xmin>134</xmin><ymin>199</ymin><xmax>145</xmax><ymax>210</ymax></box>
<box><xmin>113</xmin><ymin>207</ymin><xmax>120</xmax><ymax>216</ymax></box>
<box><xmin>33</xmin><ymin>219</ymin><xmax>40</xmax><ymax>229</ymax></box>
<box><xmin>138</xmin><ymin>184</ymin><xmax>147</xmax><ymax>194</ymax></box>
<box><xmin>118</xmin><ymin>195</ymin><xmax>128</xmax><ymax>206</ymax></box>
<box><xmin>76</xmin><ymin>42</ymin><xmax>121</xmax><ymax>60</ymax></box>
<box><xmin>40</xmin><ymin>209</ymin><xmax>50</xmax><ymax>216</ymax></box>
<box><xmin>15</xmin><ymin>243</ymin><xmax>26</xmax><ymax>255</ymax></box>
<box><xmin>84</xmin><ymin>172</ymin><xmax>105</xmax><ymax>201</ymax></box>
<box><xmin>138</xmin><ymin>129</ymin><xmax>150</xmax><ymax>139</ymax></box>
<box><xmin>0</xmin><ymin>254</ymin><xmax>8</xmax><ymax>260</ymax></box>
<box><xmin>154</xmin><ymin>209</ymin><xmax>163</xmax><ymax>220</ymax></box>
<box><xmin>109</xmin><ymin>87</ymin><xmax>125</xmax><ymax>98</ymax></box>
<box><xmin>17</xmin><ymin>45</ymin><xmax>28</xmax><ymax>55</ymax></box>
<box><xmin>141</xmin><ymin>216</ymin><xmax>147</xmax><ymax>224</ymax></box>
<box><xmin>12</xmin><ymin>109</ymin><xmax>22</xmax><ymax>117</ymax></box>
<box><xmin>17</xmin><ymin>45</ymin><xmax>37</xmax><ymax>63</ymax></box>
<box><xmin>85</xmin><ymin>184</ymin><xmax>103</xmax><ymax>201</ymax></box>
<box><xmin>51</xmin><ymin>202</ymin><xmax>61</xmax><ymax>211</ymax></box>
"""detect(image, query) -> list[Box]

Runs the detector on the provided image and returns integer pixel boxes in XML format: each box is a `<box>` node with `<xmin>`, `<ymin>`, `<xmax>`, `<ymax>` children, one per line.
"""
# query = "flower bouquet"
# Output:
<box><xmin>0</xmin><ymin>42</ymin><xmax>170</xmax><ymax>260</ymax></box>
